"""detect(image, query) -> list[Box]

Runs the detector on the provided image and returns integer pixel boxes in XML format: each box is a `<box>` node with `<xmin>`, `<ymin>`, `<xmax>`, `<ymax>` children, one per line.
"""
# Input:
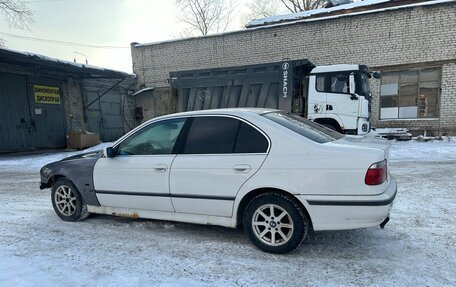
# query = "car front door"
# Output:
<box><xmin>170</xmin><ymin>115</ymin><xmax>270</xmax><ymax>217</ymax></box>
<box><xmin>93</xmin><ymin>117</ymin><xmax>187</xmax><ymax>212</ymax></box>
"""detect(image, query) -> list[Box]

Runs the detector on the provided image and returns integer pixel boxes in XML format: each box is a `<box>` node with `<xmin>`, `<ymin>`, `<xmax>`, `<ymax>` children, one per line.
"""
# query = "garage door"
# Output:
<box><xmin>0</xmin><ymin>73</ymin><xmax>67</xmax><ymax>153</ymax></box>
<box><xmin>85</xmin><ymin>86</ymin><xmax>124</xmax><ymax>142</ymax></box>
<box><xmin>0</xmin><ymin>73</ymin><xmax>34</xmax><ymax>152</ymax></box>
<box><xmin>30</xmin><ymin>83</ymin><xmax>66</xmax><ymax>149</ymax></box>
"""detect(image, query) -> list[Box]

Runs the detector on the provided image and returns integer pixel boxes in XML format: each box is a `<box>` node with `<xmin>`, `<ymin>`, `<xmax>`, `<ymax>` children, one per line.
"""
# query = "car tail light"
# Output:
<box><xmin>365</xmin><ymin>160</ymin><xmax>387</xmax><ymax>185</ymax></box>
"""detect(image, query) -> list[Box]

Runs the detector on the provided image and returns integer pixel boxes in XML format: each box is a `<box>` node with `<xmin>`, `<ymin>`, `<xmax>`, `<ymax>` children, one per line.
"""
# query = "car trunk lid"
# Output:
<box><xmin>332</xmin><ymin>135</ymin><xmax>391</xmax><ymax>160</ymax></box>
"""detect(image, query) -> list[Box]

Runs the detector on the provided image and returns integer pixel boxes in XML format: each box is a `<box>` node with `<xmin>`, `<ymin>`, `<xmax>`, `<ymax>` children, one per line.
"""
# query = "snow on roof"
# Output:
<box><xmin>246</xmin><ymin>0</ymin><xmax>455</xmax><ymax>28</ymax></box>
<box><xmin>0</xmin><ymin>47</ymin><xmax>135</xmax><ymax>77</ymax></box>
<box><xmin>131</xmin><ymin>86</ymin><xmax>154</xmax><ymax>96</ymax></box>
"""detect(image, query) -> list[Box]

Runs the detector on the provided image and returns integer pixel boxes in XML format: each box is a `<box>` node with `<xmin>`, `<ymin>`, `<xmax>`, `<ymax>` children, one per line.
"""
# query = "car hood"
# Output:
<box><xmin>60</xmin><ymin>150</ymin><xmax>103</xmax><ymax>162</ymax></box>
<box><xmin>40</xmin><ymin>150</ymin><xmax>102</xmax><ymax>175</ymax></box>
<box><xmin>41</xmin><ymin>150</ymin><xmax>102</xmax><ymax>171</ymax></box>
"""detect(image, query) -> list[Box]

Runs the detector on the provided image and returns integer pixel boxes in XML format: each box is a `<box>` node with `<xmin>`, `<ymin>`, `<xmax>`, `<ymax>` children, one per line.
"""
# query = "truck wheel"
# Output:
<box><xmin>243</xmin><ymin>192</ymin><xmax>309</xmax><ymax>253</ymax></box>
<box><xmin>51</xmin><ymin>178</ymin><xmax>89</xmax><ymax>222</ymax></box>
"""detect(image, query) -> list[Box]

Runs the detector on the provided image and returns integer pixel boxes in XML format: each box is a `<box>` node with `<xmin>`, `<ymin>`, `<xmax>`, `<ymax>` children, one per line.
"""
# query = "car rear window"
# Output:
<box><xmin>262</xmin><ymin>112</ymin><xmax>344</xmax><ymax>143</ymax></box>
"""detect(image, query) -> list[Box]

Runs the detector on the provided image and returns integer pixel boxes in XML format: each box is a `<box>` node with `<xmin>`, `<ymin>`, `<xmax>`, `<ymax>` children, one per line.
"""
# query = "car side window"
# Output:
<box><xmin>183</xmin><ymin>117</ymin><xmax>238</xmax><ymax>154</ymax></box>
<box><xmin>116</xmin><ymin>118</ymin><xmax>186</xmax><ymax>155</ymax></box>
<box><xmin>234</xmin><ymin>122</ymin><xmax>268</xmax><ymax>153</ymax></box>
<box><xmin>182</xmin><ymin>116</ymin><xmax>269</xmax><ymax>154</ymax></box>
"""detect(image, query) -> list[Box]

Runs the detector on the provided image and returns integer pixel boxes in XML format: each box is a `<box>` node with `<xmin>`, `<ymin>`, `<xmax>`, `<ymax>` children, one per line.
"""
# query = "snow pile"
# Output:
<box><xmin>0</xmin><ymin>142</ymin><xmax>112</xmax><ymax>172</ymax></box>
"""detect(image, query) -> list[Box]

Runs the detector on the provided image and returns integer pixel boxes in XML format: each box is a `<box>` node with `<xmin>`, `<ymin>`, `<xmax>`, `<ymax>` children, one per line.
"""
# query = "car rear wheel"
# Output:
<box><xmin>243</xmin><ymin>192</ymin><xmax>309</xmax><ymax>253</ymax></box>
<box><xmin>51</xmin><ymin>178</ymin><xmax>89</xmax><ymax>221</ymax></box>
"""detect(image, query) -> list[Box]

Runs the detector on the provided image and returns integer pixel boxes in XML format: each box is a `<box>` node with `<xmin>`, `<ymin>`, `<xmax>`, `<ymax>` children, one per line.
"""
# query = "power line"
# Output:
<box><xmin>0</xmin><ymin>32</ymin><xmax>130</xmax><ymax>49</ymax></box>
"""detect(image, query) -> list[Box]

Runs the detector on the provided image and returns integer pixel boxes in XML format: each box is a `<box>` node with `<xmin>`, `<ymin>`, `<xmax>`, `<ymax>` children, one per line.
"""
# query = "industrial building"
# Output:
<box><xmin>131</xmin><ymin>0</ymin><xmax>456</xmax><ymax>136</ymax></box>
<box><xmin>0</xmin><ymin>48</ymin><xmax>136</xmax><ymax>153</ymax></box>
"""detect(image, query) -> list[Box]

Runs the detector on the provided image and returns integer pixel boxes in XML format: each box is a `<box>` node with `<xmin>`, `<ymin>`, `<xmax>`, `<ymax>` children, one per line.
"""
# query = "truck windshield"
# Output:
<box><xmin>262</xmin><ymin>112</ymin><xmax>344</xmax><ymax>143</ymax></box>
<box><xmin>357</xmin><ymin>73</ymin><xmax>370</xmax><ymax>94</ymax></box>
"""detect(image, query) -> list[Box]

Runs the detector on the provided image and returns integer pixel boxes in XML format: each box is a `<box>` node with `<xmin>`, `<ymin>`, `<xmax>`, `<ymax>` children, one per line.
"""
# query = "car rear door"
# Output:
<box><xmin>93</xmin><ymin>117</ymin><xmax>187</xmax><ymax>212</ymax></box>
<box><xmin>169</xmin><ymin>115</ymin><xmax>270</xmax><ymax>217</ymax></box>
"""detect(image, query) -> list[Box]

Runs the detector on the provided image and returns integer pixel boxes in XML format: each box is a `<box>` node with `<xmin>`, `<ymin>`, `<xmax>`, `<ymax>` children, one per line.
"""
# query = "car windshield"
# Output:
<box><xmin>262</xmin><ymin>112</ymin><xmax>344</xmax><ymax>143</ymax></box>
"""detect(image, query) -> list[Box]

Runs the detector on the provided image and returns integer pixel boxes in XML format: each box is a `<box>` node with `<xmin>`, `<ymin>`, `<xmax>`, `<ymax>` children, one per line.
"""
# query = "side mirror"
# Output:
<box><xmin>103</xmin><ymin>146</ymin><xmax>115</xmax><ymax>158</ymax></box>
<box><xmin>373</xmin><ymin>72</ymin><xmax>382</xmax><ymax>79</ymax></box>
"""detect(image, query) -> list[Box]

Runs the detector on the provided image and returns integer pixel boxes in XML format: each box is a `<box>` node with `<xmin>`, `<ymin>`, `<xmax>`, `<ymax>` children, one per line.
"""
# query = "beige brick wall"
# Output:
<box><xmin>439</xmin><ymin>62</ymin><xmax>456</xmax><ymax>135</ymax></box>
<box><xmin>134</xmin><ymin>88</ymin><xmax>174</xmax><ymax>123</ymax></box>
<box><xmin>63</xmin><ymin>77</ymin><xmax>85</xmax><ymax>132</ymax></box>
<box><xmin>132</xmin><ymin>2</ymin><xmax>456</xmax><ymax>135</ymax></box>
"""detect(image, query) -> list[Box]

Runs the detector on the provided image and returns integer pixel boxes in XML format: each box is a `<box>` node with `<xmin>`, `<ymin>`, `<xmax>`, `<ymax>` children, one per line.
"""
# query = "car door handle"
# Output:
<box><xmin>154</xmin><ymin>165</ymin><xmax>168</xmax><ymax>172</ymax></box>
<box><xmin>233</xmin><ymin>164</ymin><xmax>251</xmax><ymax>173</ymax></box>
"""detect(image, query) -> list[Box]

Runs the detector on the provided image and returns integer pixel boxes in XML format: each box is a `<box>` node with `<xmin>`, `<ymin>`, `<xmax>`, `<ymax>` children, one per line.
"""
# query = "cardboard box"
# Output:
<box><xmin>67</xmin><ymin>130</ymin><xmax>100</xmax><ymax>149</ymax></box>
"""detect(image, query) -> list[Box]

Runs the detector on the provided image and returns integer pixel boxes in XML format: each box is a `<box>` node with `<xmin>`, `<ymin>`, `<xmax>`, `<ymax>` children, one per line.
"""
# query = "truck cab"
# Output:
<box><xmin>307</xmin><ymin>64</ymin><xmax>373</xmax><ymax>135</ymax></box>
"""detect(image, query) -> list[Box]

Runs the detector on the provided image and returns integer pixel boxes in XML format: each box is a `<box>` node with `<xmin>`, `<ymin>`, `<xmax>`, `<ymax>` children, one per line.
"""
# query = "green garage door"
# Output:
<box><xmin>0</xmin><ymin>73</ymin><xmax>67</xmax><ymax>153</ymax></box>
<box><xmin>0</xmin><ymin>73</ymin><xmax>34</xmax><ymax>152</ymax></box>
<box><xmin>30</xmin><ymin>83</ymin><xmax>66</xmax><ymax>149</ymax></box>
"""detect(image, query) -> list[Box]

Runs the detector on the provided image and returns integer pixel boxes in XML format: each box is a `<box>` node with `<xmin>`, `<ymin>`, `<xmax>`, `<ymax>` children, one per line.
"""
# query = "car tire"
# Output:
<box><xmin>51</xmin><ymin>178</ymin><xmax>89</xmax><ymax>222</ymax></box>
<box><xmin>243</xmin><ymin>192</ymin><xmax>309</xmax><ymax>254</ymax></box>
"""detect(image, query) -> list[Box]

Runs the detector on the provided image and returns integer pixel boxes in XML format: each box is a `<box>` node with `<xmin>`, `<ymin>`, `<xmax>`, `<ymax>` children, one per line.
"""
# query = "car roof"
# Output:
<box><xmin>114</xmin><ymin>108</ymin><xmax>283</xmax><ymax>148</ymax></box>
<box><xmin>151</xmin><ymin>108</ymin><xmax>281</xmax><ymax>121</ymax></box>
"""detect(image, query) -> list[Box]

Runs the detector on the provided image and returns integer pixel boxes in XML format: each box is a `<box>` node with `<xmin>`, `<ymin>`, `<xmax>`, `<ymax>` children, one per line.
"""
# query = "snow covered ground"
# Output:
<box><xmin>0</xmin><ymin>139</ymin><xmax>455</xmax><ymax>286</ymax></box>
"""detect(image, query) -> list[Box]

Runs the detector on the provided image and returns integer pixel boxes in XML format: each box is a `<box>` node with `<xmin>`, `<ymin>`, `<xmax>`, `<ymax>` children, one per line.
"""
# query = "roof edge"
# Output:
<box><xmin>0</xmin><ymin>47</ymin><xmax>135</xmax><ymax>78</ymax></box>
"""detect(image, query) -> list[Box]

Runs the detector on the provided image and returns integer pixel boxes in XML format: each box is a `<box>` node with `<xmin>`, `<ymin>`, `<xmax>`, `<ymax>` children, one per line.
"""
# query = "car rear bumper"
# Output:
<box><xmin>298</xmin><ymin>175</ymin><xmax>397</xmax><ymax>231</ymax></box>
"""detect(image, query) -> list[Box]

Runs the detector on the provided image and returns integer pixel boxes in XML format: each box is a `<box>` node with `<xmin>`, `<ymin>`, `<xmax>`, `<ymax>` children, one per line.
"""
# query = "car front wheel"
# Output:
<box><xmin>243</xmin><ymin>192</ymin><xmax>309</xmax><ymax>253</ymax></box>
<box><xmin>51</xmin><ymin>178</ymin><xmax>89</xmax><ymax>221</ymax></box>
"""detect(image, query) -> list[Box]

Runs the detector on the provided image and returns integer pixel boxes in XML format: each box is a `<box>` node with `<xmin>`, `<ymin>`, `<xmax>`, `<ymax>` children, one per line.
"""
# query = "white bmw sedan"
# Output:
<box><xmin>40</xmin><ymin>108</ymin><xmax>396</xmax><ymax>253</ymax></box>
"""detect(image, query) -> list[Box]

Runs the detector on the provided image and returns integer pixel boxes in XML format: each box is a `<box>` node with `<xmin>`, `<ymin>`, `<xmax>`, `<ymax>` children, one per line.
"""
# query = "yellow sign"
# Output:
<box><xmin>34</xmin><ymin>85</ymin><xmax>61</xmax><ymax>104</ymax></box>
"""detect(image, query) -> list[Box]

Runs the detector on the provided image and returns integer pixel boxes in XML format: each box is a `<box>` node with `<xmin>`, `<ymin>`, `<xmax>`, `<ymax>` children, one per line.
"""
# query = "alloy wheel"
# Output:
<box><xmin>54</xmin><ymin>185</ymin><xmax>77</xmax><ymax>216</ymax></box>
<box><xmin>251</xmin><ymin>204</ymin><xmax>294</xmax><ymax>246</ymax></box>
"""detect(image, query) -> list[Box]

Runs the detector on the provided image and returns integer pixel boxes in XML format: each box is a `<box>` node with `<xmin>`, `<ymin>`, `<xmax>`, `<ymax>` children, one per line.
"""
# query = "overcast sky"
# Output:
<box><xmin>0</xmin><ymin>0</ymin><xmax>254</xmax><ymax>73</ymax></box>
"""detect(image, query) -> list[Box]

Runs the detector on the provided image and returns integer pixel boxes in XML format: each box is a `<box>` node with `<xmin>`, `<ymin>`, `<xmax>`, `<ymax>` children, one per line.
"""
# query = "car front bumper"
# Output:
<box><xmin>40</xmin><ymin>181</ymin><xmax>51</xmax><ymax>190</ymax></box>
<box><xmin>298</xmin><ymin>175</ymin><xmax>397</xmax><ymax>231</ymax></box>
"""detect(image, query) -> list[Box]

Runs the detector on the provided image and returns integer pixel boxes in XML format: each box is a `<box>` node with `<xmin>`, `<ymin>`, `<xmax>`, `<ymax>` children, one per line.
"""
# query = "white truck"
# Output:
<box><xmin>170</xmin><ymin>59</ymin><xmax>379</xmax><ymax>135</ymax></box>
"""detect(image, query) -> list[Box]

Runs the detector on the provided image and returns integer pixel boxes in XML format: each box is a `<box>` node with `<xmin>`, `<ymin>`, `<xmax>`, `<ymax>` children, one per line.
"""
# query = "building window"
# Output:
<box><xmin>380</xmin><ymin>67</ymin><xmax>440</xmax><ymax>119</ymax></box>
